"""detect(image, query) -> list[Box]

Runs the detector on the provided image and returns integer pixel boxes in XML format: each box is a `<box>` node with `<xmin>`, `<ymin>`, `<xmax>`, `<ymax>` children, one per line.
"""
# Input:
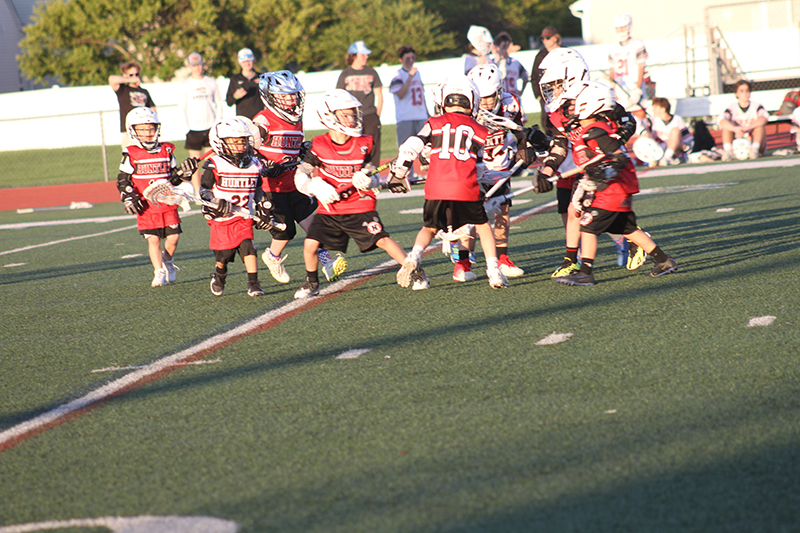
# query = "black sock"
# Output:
<box><xmin>306</xmin><ymin>270</ymin><xmax>319</xmax><ymax>284</ymax></box>
<box><xmin>566</xmin><ymin>247</ymin><xmax>579</xmax><ymax>263</ymax></box>
<box><xmin>459</xmin><ymin>249</ymin><xmax>470</xmax><ymax>261</ymax></box>
<box><xmin>215</xmin><ymin>265</ymin><xmax>227</xmax><ymax>282</ymax></box>
<box><xmin>650</xmin><ymin>246</ymin><xmax>668</xmax><ymax>263</ymax></box>
<box><xmin>248</xmin><ymin>272</ymin><xmax>258</xmax><ymax>284</ymax></box>
<box><xmin>579</xmin><ymin>258</ymin><xmax>594</xmax><ymax>274</ymax></box>
<box><xmin>496</xmin><ymin>246</ymin><xmax>508</xmax><ymax>257</ymax></box>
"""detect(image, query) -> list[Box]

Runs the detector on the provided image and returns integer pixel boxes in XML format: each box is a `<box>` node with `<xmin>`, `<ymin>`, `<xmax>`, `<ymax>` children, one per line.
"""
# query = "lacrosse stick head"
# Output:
<box><xmin>126</xmin><ymin>107</ymin><xmax>161</xmax><ymax>151</ymax></box>
<box><xmin>142</xmin><ymin>179</ymin><xmax>183</xmax><ymax>207</ymax></box>
<box><xmin>632</xmin><ymin>137</ymin><xmax>665</xmax><ymax>164</ymax></box>
<box><xmin>467</xmin><ymin>25</ymin><xmax>493</xmax><ymax>55</ymax></box>
<box><xmin>483</xmin><ymin>197</ymin><xmax>503</xmax><ymax>221</ymax></box>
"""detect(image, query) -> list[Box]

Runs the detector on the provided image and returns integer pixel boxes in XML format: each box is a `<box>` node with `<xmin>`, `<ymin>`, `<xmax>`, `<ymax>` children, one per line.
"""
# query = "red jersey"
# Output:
<box><xmin>254</xmin><ymin>107</ymin><xmax>305</xmax><ymax>193</ymax></box>
<box><xmin>547</xmin><ymin>109</ymin><xmax>583</xmax><ymax>190</ymax></box>
<box><xmin>306</xmin><ymin>133</ymin><xmax>376</xmax><ymax>215</ymax></box>
<box><xmin>202</xmin><ymin>155</ymin><xmax>262</xmax><ymax>250</ymax></box>
<box><xmin>119</xmin><ymin>143</ymin><xmax>180</xmax><ymax>231</ymax></box>
<box><xmin>572</xmin><ymin>121</ymin><xmax>639</xmax><ymax>212</ymax></box>
<box><xmin>416</xmin><ymin>112</ymin><xmax>488</xmax><ymax>201</ymax></box>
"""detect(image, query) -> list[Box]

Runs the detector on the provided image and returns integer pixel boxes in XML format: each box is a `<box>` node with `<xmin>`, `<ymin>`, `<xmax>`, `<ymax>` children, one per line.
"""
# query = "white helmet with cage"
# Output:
<box><xmin>467</xmin><ymin>63</ymin><xmax>503</xmax><ymax>114</ymax></box>
<box><xmin>613</xmin><ymin>13</ymin><xmax>633</xmax><ymax>43</ymax></box>
<box><xmin>258</xmin><ymin>70</ymin><xmax>305</xmax><ymax>124</ymax></box>
<box><xmin>538</xmin><ymin>47</ymin><xmax>591</xmax><ymax>112</ymax></box>
<box><xmin>431</xmin><ymin>81</ymin><xmax>447</xmax><ymax>115</ymax></box>
<box><xmin>317</xmin><ymin>89</ymin><xmax>363</xmax><ymax>137</ymax></box>
<box><xmin>440</xmin><ymin>76</ymin><xmax>481</xmax><ymax>117</ymax></box>
<box><xmin>209</xmin><ymin>118</ymin><xmax>256</xmax><ymax>168</ymax></box>
<box><xmin>467</xmin><ymin>25</ymin><xmax>494</xmax><ymax>56</ymax></box>
<box><xmin>125</xmin><ymin>107</ymin><xmax>161</xmax><ymax>151</ymax></box>
<box><xmin>573</xmin><ymin>81</ymin><xmax>616</xmax><ymax>120</ymax></box>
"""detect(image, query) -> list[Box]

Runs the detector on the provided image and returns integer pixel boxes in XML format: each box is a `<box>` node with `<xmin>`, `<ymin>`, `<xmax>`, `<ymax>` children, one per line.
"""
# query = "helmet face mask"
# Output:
<box><xmin>259</xmin><ymin>70</ymin><xmax>305</xmax><ymax>124</ymax></box>
<box><xmin>126</xmin><ymin>107</ymin><xmax>161</xmax><ymax>151</ymax></box>
<box><xmin>210</xmin><ymin>118</ymin><xmax>255</xmax><ymax>168</ymax></box>
<box><xmin>613</xmin><ymin>13</ymin><xmax>633</xmax><ymax>43</ymax></box>
<box><xmin>538</xmin><ymin>48</ymin><xmax>590</xmax><ymax>111</ymax></box>
<box><xmin>318</xmin><ymin>89</ymin><xmax>363</xmax><ymax>137</ymax></box>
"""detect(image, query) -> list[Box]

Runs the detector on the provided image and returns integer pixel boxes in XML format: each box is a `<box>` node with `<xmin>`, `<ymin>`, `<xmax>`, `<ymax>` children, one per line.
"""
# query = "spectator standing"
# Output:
<box><xmin>225</xmin><ymin>48</ymin><xmax>263</xmax><ymax>120</ymax></box>
<box><xmin>178</xmin><ymin>52</ymin><xmax>224</xmax><ymax>190</ymax></box>
<box><xmin>336</xmin><ymin>41</ymin><xmax>383</xmax><ymax>168</ymax></box>
<box><xmin>531</xmin><ymin>26</ymin><xmax>561</xmax><ymax>130</ymax></box>
<box><xmin>608</xmin><ymin>13</ymin><xmax>648</xmax><ymax>117</ymax></box>
<box><xmin>108</xmin><ymin>61</ymin><xmax>157</xmax><ymax>147</ymax></box>
<box><xmin>718</xmin><ymin>79</ymin><xmax>768</xmax><ymax>160</ymax></box>
<box><xmin>389</xmin><ymin>45</ymin><xmax>429</xmax><ymax>183</ymax></box>
<box><xmin>493</xmin><ymin>32</ymin><xmax>529</xmax><ymax>106</ymax></box>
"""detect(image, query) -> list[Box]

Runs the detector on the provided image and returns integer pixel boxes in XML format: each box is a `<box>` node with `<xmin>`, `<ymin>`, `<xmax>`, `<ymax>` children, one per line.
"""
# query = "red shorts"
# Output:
<box><xmin>208</xmin><ymin>217</ymin><xmax>254</xmax><ymax>251</ymax></box>
<box><xmin>137</xmin><ymin>206</ymin><xmax>180</xmax><ymax>231</ymax></box>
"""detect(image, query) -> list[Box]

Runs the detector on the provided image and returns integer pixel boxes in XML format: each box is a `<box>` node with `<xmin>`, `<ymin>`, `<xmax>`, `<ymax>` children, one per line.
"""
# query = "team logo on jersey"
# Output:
<box><xmin>363</xmin><ymin>217</ymin><xmax>383</xmax><ymax>235</ymax></box>
<box><xmin>268</xmin><ymin>135</ymin><xmax>303</xmax><ymax>149</ymax></box>
<box><xmin>135</xmin><ymin>161</ymin><xmax>171</xmax><ymax>175</ymax></box>
<box><xmin>579</xmin><ymin>210</ymin><xmax>595</xmax><ymax>227</ymax></box>
<box><xmin>360</xmin><ymin>146</ymin><xmax>369</xmax><ymax>156</ymax></box>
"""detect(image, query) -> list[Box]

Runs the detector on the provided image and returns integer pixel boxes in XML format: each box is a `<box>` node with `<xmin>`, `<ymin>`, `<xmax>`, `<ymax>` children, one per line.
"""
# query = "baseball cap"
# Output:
<box><xmin>541</xmin><ymin>26</ymin><xmax>558</xmax><ymax>39</ymax></box>
<box><xmin>187</xmin><ymin>52</ymin><xmax>204</xmax><ymax>66</ymax></box>
<box><xmin>348</xmin><ymin>41</ymin><xmax>372</xmax><ymax>55</ymax></box>
<box><xmin>237</xmin><ymin>48</ymin><xmax>255</xmax><ymax>63</ymax></box>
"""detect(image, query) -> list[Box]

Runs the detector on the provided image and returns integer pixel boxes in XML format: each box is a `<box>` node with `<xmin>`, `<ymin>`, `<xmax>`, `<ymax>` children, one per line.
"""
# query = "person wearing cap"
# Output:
<box><xmin>177</xmin><ymin>52</ymin><xmax>224</xmax><ymax>190</ymax></box>
<box><xmin>531</xmin><ymin>26</ymin><xmax>561</xmax><ymax>130</ymax></box>
<box><xmin>109</xmin><ymin>61</ymin><xmax>157</xmax><ymax>147</ymax></box>
<box><xmin>336</xmin><ymin>41</ymin><xmax>383</xmax><ymax>167</ymax></box>
<box><xmin>225</xmin><ymin>48</ymin><xmax>264</xmax><ymax>119</ymax></box>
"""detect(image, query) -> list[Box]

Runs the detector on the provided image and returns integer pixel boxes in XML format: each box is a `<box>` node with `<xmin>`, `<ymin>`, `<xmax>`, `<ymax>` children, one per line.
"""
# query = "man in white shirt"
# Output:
<box><xmin>608</xmin><ymin>13</ymin><xmax>648</xmax><ymax>117</ymax></box>
<box><xmin>389</xmin><ymin>45</ymin><xmax>429</xmax><ymax>182</ymax></box>
<box><xmin>178</xmin><ymin>52</ymin><xmax>224</xmax><ymax>188</ymax></box>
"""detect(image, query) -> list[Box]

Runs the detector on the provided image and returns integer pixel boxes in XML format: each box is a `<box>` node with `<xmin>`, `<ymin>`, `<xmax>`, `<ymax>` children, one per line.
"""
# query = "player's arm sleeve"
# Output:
<box><xmin>200</xmin><ymin>165</ymin><xmax>217</xmax><ymax>190</ymax></box>
<box><xmin>116</xmin><ymin>171</ymin><xmax>133</xmax><ymax>193</ymax></box>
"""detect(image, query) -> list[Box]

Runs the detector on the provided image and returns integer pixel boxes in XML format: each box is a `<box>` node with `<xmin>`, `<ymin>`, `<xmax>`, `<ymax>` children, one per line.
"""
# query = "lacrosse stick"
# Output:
<box><xmin>477</xmin><ymin>108</ymin><xmax>524</xmax><ymax>132</ymax></box>
<box><xmin>142</xmin><ymin>180</ymin><xmax>287</xmax><ymax>231</ymax></box>
<box><xmin>481</xmin><ymin>159</ymin><xmax>526</xmax><ymax>200</ymax></box>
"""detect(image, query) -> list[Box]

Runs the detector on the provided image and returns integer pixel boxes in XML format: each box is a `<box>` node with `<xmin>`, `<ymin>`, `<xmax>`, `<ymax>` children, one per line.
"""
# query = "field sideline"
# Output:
<box><xmin>1</xmin><ymin>157</ymin><xmax>799</xmax><ymax>532</ymax></box>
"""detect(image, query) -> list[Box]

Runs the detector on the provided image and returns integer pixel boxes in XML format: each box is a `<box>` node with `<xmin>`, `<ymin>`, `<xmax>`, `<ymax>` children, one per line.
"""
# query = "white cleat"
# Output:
<box><xmin>151</xmin><ymin>267</ymin><xmax>168</xmax><ymax>287</ymax></box>
<box><xmin>319</xmin><ymin>250</ymin><xmax>347</xmax><ymax>282</ymax></box>
<box><xmin>396</xmin><ymin>255</ymin><xmax>419</xmax><ymax>288</ymax></box>
<box><xmin>262</xmin><ymin>250</ymin><xmax>290</xmax><ymax>283</ymax></box>
<box><xmin>487</xmin><ymin>266</ymin><xmax>509</xmax><ymax>289</ymax></box>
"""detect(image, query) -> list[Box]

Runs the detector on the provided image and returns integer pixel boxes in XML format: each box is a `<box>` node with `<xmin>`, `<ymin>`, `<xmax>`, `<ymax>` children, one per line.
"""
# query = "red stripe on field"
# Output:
<box><xmin>0</xmin><ymin>182</ymin><xmax>119</xmax><ymax>211</ymax></box>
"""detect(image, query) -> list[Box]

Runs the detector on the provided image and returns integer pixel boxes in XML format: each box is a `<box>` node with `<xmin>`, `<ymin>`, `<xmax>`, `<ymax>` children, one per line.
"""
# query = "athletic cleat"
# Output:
<box><xmin>557</xmin><ymin>272</ymin><xmax>596</xmax><ymax>286</ymax></box>
<box><xmin>210</xmin><ymin>274</ymin><xmax>225</xmax><ymax>296</ymax></box>
<box><xmin>551</xmin><ymin>259</ymin><xmax>580</xmax><ymax>278</ymax></box>
<box><xmin>151</xmin><ymin>267</ymin><xmax>168</xmax><ymax>287</ymax></box>
<box><xmin>626</xmin><ymin>242</ymin><xmax>648</xmax><ymax>271</ymax></box>
<box><xmin>162</xmin><ymin>251</ymin><xmax>178</xmax><ymax>283</ymax></box>
<box><xmin>247</xmin><ymin>281</ymin><xmax>264</xmax><ymax>297</ymax></box>
<box><xmin>294</xmin><ymin>280</ymin><xmax>320</xmax><ymax>299</ymax></box>
<box><xmin>721</xmin><ymin>149</ymin><xmax>734</xmax><ymax>162</ymax></box>
<box><xmin>487</xmin><ymin>266</ymin><xmax>509</xmax><ymax>289</ymax></box>
<box><xmin>453</xmin><ymin>259</ymin><xmax>477</xmax><ymax>282</ymax></box>
<box><xmin>613</xmin><ymin>238</ymin><xmax>629</xmax><ymax>267</ymax></box>
<box><xmin>748</xmin><ymin>146</ymin><xmax>760</xmax><ymax>160</ymax></box>
<box><xmin>396</xmin><ymin>255</ymin><xmax>419</xmax><ymax>288</ymax></box>
<box><xmin>658</xmin><ymin>157</ymin><xmax>681</xmax><ymax>167</ymax></box>
<box><xmin>649</xmin><ymin>256</ymin><xmax>678</xmax><ymax>277</ymax></box>
<box><xmin>319</xmin><ymin>250</ymin><xmax>347</xmax><ymax>282</ymax></box>
<box><xmin>498</xmin><ymin>254</ymin><xmax>524</xmax><ymax>278</ymax></box>
<box><xmin>411</xmin><ymin>267</ymin><xmax>430</xmax><ymax>291</ymax></box>
<box><xmin>262</xmin><ymin>250</ymin><xmax>290</xmax><ymax>283</ymax></box>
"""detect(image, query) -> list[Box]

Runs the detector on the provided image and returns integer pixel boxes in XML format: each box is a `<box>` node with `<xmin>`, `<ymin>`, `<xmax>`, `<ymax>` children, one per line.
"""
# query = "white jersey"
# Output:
<box><xmin>481</xmin><ymin>93</ymin><xmax>523</xmax><ymax>176</ymax></box>
<box><xmin>718</xmin><ymin>101</ymin><xmax>770</xmax><ymax>130</ymax></box>
<box><xmin>650</xmin><ymin>114</ymin><xmax>689</xmax><ymax>143</ymax></box>
<box><xmin>608</xmin><ymin>37</ymin><xmax>648</xmax><ymax>94</ymax></box>
<box><xmin>389</xmin><ymin>68</ymin><xmax>429</xmax><ymax>122</ymax></box>
<box><xmin>207</xmin><ymin>155</ymin><xmax>262</xmax><ymax>222</ymax></box>
<box><xmin>495</xmin><ymin>56</ymin><xmax>529</xmax><ymax>100</ymax></box>
<box><xmin>179</xmin><ymin>75</ymin><xmax>224</xmax><ymax>132</ymax></box>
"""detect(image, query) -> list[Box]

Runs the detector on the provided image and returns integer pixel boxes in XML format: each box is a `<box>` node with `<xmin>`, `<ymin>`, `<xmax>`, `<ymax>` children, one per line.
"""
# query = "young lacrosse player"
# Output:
<box><xmin>201</xmin><ymin>118</ymin><xmax>275</xmax><ymax>297</ymax></box>
<box><xmin>557</xmin><ymin>81</ymin><xmax>677</xmax><ymax>286</ymax></box>
<box><xmin>535</xmin><ymin>48</ymin><xmax>644</xmax><ymax>276</ymax></box>
<box><xmin>391</xmin><ymin>76</ymin><xmax>509</xmax><ymax>289</ymax></box>
<box><xmin>117</xmin><ymin>107</ymin><xmax>198</xmax><ymax>287</ymax></box>
<box><xmin>292</xmin><ymin>89</ymin><xmax>427</xmax><ymax>298</ymax></box>
<box><xmin>468</xmin><ymin>63</ymin><xmax>544</xmax><ymax>279</ymax></box>
<box><xmin>253</xmin><ymin>71</ymin><xmax>346</xmax><ymax>285</ymax></box>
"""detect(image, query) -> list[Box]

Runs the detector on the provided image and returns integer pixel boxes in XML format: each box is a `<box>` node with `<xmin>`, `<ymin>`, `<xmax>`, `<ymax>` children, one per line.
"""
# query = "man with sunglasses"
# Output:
<box><xmin>109</xmin><ymin>61</ymin><xmax>157</xmax><ymax>147</ymax></box>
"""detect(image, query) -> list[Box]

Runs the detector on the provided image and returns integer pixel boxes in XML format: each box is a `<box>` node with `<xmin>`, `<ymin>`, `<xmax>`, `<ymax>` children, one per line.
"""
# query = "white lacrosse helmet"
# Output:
<box><xmin>467</xmin><ymin>63</ymin><xmax>503</xmax><ymax>114</ymax></box>
<box><xmin>126</xmin><ymin>107</ymin><xmax>161</xmax><ymax>151</ymax></box>
<box><xmin>613</xmin><ymin>13</ymin><xmax>633</xmax><ymax>43</ymax></box>
<box><xmin>318</xmin><ymin>89</ymin><xmax>363</xmax><ymax>137</ymax></box>
<box><xmin>441</xmin><ymin>76</ymin><xmax>480</xmax><ymax>117</ymax></box>
<box><xmin>431</xmin><ymin>81</ymin><xmax>447</xmax><ymax>115</ymax></box>
<box><xmin>732</xmin><ymin>137</ymin><xmax>752</xmax><ymax>160</ymax></box>
<box><xmin>236</xmin><ymin>116</ymin><xmax>262</xmax><ymax>150</ymax></box>
<box><xmin>633</xmin><ymin>137</ymin><xmax>665</xmax><ymax>164</ymax></box>
<box><xmin>467</xmin><ymin>25</ymin><xmax>493</xmax><ymax>55</ymax></box>
<box><xmin>258</xmin><ymin>70</ymin><xmax>305</xmax><ymax>124</ymax></box>
<box><xmin>538</xmin><ymin>47</ymin><xmax>591</xmax><ymax>111</ymax></box>
<box><xmin>209</xmin><ymin>118</ymin><xmax>255</xmax><ymax>168</ymax></box>
<box><xmin>573</xmin><ymin>81</ymin><xmax>616</xmax><ymax>120</ymax></box>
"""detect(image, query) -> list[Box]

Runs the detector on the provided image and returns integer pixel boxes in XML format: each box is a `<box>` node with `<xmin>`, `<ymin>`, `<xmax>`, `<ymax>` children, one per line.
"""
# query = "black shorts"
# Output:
<box><xmin>213</xmin><ymin>239</ymin><xmax>257</xmax><ymax>264</ymax></box>
<box><xmin>480</xmin><ymin>180</ymin><xmax>512</xmax><ymax>206</ymax></box>
<box><xmin>140</xmin><ymin>224</ymin><xmax>182</xmax><ymax>239</ymax></box>
<box><xmin>186</xmin><ymin>129</ymin><xmax>211</xmax><ymax>151</ymax></box>
<box><xmin>423</xmin><ymin>199</ymin><xmax>488</xmax><ymax>232</ymax></box>
<box><xmin>266</xmin><ymin>190</ymin><xmax>317</xmax><ymax>241</ymax></box>
<box><xmin>579</xmin><ymin>208</ymin><xmax>639</xmax><ymax>236</ymax></box>
<box><xmin>306</xmin><ymin>211</ymin><xmax>390</xmax><ymax>253</ymax></box>
<box><xmin>557</xmin><ymin>187</ymin><xmax>572</xmax><ymax>214</ymax></box>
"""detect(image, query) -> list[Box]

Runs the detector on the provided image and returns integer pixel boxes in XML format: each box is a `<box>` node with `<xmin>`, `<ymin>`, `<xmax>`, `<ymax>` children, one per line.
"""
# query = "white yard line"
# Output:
<box><xmin>0</xmin><ymin>225</ymin><xmax>138</xmax><ymax>256</ymax></box>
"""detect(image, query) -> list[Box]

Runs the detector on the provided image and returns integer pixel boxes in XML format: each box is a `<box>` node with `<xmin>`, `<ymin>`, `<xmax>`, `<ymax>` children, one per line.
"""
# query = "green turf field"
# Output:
<box><xmin>1</xmin><ymin>158</ymin><xmax>799</xmax><ymax>532</ymax></box>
